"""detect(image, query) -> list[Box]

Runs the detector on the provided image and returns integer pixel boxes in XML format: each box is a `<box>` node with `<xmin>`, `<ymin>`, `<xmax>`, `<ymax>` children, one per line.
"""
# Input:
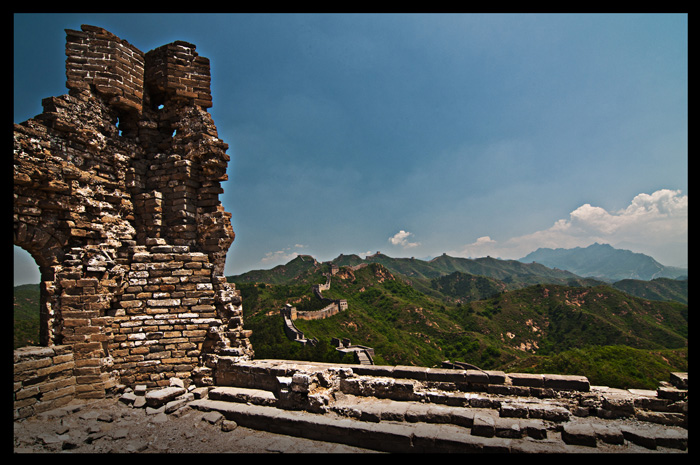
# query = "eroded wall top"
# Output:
<box><xmin>14</xmin><ymin>25</ymin><xmax>251</xmax><ymax>400</ymax></box>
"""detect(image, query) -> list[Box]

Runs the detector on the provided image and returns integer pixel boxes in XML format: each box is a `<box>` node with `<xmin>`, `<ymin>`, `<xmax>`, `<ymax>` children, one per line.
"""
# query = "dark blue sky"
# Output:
<box><xmin>14</xmin><ymin>13</ymin><xmax>687</xmax><ymax>284</ymax></box>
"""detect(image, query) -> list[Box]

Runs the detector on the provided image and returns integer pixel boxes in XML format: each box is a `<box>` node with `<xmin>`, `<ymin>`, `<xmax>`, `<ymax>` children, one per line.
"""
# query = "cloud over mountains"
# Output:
<box><xmin>389</xmin><ymin>230</ymin><xmax>421</xmax><ymax>249</ymax></box>
<box><xmin>452</xmin><ymin>189</ymin><xmax>687</xmax><ymax>266</ymax></box>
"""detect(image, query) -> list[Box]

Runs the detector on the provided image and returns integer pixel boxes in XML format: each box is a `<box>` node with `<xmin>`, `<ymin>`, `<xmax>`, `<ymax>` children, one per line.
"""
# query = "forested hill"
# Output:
<box><xmin>229</xmin><ymin>258</ymin><xmax>687</xmax><ymax>390</ymax></box>
<box><xmin>232</xmin><ymin>252</ymin><xmax>603</xmax><ymax>289</ymax></box>
<box><xmin>230</xmin><ymin>252</ymin><xmax>687</xmax><ymax>305</ymax></box>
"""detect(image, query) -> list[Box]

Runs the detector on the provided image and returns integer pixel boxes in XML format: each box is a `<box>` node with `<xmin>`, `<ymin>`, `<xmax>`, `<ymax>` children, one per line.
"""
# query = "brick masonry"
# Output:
<box><xmin>14</xmin><ymin>25</ymin><xmax>252</xmax><ymax>413</ymax></box>
<box><xmin>13</xmin><ymin>346</ymin><xmax>76</xmax><ymax>419</ymax></box>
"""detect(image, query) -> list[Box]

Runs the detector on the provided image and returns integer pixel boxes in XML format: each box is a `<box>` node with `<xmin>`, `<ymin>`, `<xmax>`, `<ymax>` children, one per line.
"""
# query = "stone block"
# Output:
<box><xmin>499</xmin><ymin>402</ymin><xmax>529</xmax><ymax>418</ymax></box>
<box><xmin>620</xmin><ymin>425</ymin><xmax>657</xmax><ymax>450</ymax></box>
<box><xmin>635</xmin><ymin>410</ymin><xmax>687</xmax><ymax>427</ymax></box>
<box><xmin>655</xmin><ymin>427</ymin><xmax>688</xmax><ymax>450</ymax></box>
<box><xmin>465</xmin><ymin>369</ymin><xmax>489</xmax><ymax>384</ymax></box>
<box><xmin>487</xmin><ymin>384</ymin><xmax>530</xmax><ymax>396</ymax></box>
<box><xmin>508</xmin><ymin>373</ymin><xmax>544</xmax><ymax>387</ymax></box>
<box><xmin>145</xmin><ymin>386</ymin><xmax>186</xmax><ymax>407</ymax></box>
<box><xmin>494</xmin><ymin>417</ymin><xmax>522</xmax><ymax>438</ymax></box>
<box><xmin>484</xmin><ymin>370</ymin><xmax>506</xmax><ymax>384</ymax></box>
<box><xmin>591</xmin><ymin>424</ymin><xmax>624</xmax><ymax>445</ymax></box>
<box><xmin>165</xmin><ymin>395</ymin><xmax>191</xmax><ymax>413</ymax></box>
<box><xmin>562</xmin><ymin>422</ymin><xmax>597</xmax><ymax>447</ymax></box>
<box><xmin>425</xmin><ymin>368</ymin><xmax>466</xmax><ymax>383</ymax></box>
<box><xmin>520</xmin><ymin>419</ymin><xmax>547</xmax><ymax>440</ymax></box>
<box><xmin>471</xmin><ymin>412</ymin><xmax>496</xmax><ymax>437</ymax></box>
<box><xmin>657</xmin><ymin>386</ymin><xmax>687</xmax><ymax>401</ymax></box>
<box><xmin>601</xmin><ymin>396</ymin><xmax>635</xmax><ymax>417</ymax></box>
<box><xmin>393</xmin><ymin>365</ymin><xmax>428</xmax><ymax>380</ymax></box>
<box><xmin>14</xmin><ymin>357</ymin><xmax>53</xmax><ymax>374</ymax></box>
<box><xmin>543</xmin><ymin>374</ymin><xmax>590</xmax><ymax>392</ymax></box>
<box><xmin>669</xmin><ymin>372</ymin><xmax>688</xmax><ymax>389</ymax></box>
<box><xmin>527</xmin><ymin>404</ymin><xmax>570</xmax><ymax>422</ymax></box>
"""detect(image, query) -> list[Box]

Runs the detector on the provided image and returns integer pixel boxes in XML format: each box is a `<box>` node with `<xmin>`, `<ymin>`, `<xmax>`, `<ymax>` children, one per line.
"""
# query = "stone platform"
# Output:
<box><xmin>125</xmin><ymin>359</ymin><xmax>687</xmax><ymax>453</ymax></box>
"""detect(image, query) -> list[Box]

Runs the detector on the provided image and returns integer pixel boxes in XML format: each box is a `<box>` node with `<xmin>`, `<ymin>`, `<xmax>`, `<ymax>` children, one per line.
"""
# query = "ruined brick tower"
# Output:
<box><xmin>14</xmin><ymin>25</ymin><xmax>253</xmax><ymax>402</ymax></box>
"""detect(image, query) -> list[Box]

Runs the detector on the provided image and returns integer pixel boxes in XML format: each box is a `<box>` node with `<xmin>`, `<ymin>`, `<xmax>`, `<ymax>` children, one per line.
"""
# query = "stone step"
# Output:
<box><xmin>189</xmin><ymin>398</ymin><xmax>687</xmax><ymax>453</ymax></box>
<box><xmin>203</xmin><ymin>360</ymin><xmax>687</xmax><ymax>452</ymax></box>
<box><xmin>356</xmin><ymin>351</ymin><xmax>371</xmax><ymax>365</ymax></box>
<box><xmin>331</xmin><ymin>394</ymin><xmax>553</xmax><ymax>442</ymax></box>
<box><xmin>207</xmin><ymin>386</ymin><xmax>277</xmax><ymax>406</ymax></box>
<box><xmin>189</xmin><ymin>398</ymin><xmax>566</xmax><ymax>453</ymax></box>
<box><xmin>331</xmin><ymin>394</ymin><xmax>570</xmax><ymax>427</ymax></box>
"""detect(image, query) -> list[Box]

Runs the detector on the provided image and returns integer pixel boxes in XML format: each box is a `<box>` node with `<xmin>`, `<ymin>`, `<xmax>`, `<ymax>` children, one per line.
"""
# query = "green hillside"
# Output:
<box><xmin>613</xmin><ymin>277</ymin><xmax>688</xmax><ymax>305</ymax></box>
<box><xmin>429</xmin><ymin>271</ymin><xmax>506</xmax><ymax>303</ymax></box>
<box><xmin>13</xmin><ymin>284</ymin><xmax>41</xmax><ymax>349</ymax></box>
<box><xmin>231</xmin><ymin>255</ymin><xmax>323</xmax><ymax>285</ymax></box>
<box><xmin>234</xmin><ymin>252</ymin><xmax>603</xmax><ymax>289</ymax></box>
<box><xmin>461</xmin><ymin>284</ymin><xmax>687</xmax><ymax>355</ymax></box>
<box><xmin>509</xmin><ymin>345</ymin><xmax>688</xmax><ymax>390</ymax></box>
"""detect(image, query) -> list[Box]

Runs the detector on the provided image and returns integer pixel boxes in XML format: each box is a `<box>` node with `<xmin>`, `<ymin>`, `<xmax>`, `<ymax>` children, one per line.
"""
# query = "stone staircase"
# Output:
<box><xmin>355</xmin><ymin>350</ymin><xmax>372</xmax><ymax>365</ymax></box>
<box><xmin>184</xmin><ymin>359</ymin><xmax>688</xmax><ymax>453</ymax></box>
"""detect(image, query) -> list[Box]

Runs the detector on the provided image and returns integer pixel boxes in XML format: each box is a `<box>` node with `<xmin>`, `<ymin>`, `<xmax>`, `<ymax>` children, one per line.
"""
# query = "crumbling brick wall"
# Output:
<box><xmin>14</xmin><ymin>25</ymin><xmax>253</xmax><ymax>404</ymax></box>
<box><xmin>14</xmin><ymin>346</ymin><xmax>76</xmax><ymax>419</ymax></box>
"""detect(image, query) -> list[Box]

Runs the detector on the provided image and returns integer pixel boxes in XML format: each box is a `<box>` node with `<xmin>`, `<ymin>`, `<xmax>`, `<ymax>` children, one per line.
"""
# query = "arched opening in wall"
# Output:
<box><xmin>14</xmin><ymin>246</ymin><xmax>42</xmax><ymax>349</ymax></box>
<box><xmin>14</xmin><ymin>223</ymin><xmax>66</xmax><ymax>349</ymax></box>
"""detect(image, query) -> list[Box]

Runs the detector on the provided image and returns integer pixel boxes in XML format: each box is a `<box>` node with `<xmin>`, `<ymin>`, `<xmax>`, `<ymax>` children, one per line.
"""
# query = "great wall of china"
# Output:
<box><xmin>13</xmin><ymin>25</ymin><xmax>687</xmax><ymax>453</ymax></box>
<box><xmin>279</xmin><ymin>270</ymin><xmax>374</xmax><ymax>365</ymax></box>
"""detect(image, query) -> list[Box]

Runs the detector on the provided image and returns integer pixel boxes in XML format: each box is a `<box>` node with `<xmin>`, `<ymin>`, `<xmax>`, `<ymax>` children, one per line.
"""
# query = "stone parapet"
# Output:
<box><xmin>145</xmin><ymin>41</ymin><xmax>213</xmax><ymax>109</ymax></box>
<box><xmin>211</xmin><ymin>359</ymin><xmax>687</xmax><ymax>430</ymax></box>
<box><xmin>65</xmin><ymin>25</ymin><xmax>145</xmax><ymax>115</ymax></box>
<box><xmin>13</xmin><ymin>345</ymin><xmax>77</xmax><ymax>419</ymax></box>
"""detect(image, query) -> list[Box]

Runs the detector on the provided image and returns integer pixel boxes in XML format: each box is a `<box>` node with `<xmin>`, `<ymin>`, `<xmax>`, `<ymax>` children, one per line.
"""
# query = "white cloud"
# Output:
<box><xmin>260</xmin><ymin>243</ymin><xmax>311</xmax><ymax>266</ymax></box>
<box><xmin>456</xmin><ymin>236</ymin><xmax>500</xmax><ymax>258</ymax></box>
<box><xmin>451</xmin><ymin>189</ymin><xmax>687</xmax><ymax>265</ymax></box>
<box><xmin>389</xmin><ymin>230</ymin><xmax>421</xmax><ymax>249</ymax></box>
<box><xmin>261</xmin><ymin>250</ymin><xmax>300</xmax><ymax>265</ymax></box>
<box><xmin>541</xmin><ymin>189</ymin><xmax>687</xmax><ymax>245</ymax></box>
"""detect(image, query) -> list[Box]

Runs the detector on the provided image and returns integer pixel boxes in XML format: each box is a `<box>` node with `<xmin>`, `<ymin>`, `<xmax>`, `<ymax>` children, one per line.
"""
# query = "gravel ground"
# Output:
<box><xmin>13</xmin><ymin>397</ymin><xmax>378</xmax><ymax>454</ymax></box>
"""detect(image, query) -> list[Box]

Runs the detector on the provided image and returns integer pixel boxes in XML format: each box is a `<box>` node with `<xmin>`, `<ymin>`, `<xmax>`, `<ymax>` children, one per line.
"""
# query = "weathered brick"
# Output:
<box><xmin>544</xmin><ymin>374</ymin><xmax>590</xmax><ymax>392</ymax></box>
<box><xmin>508</xmin><ymin>373</ymin><xmax>544</xmax><ymax>387</ymax></box>
<box><xmin>13</xmin><ymin>24</ymin><xmax>250</xmax><ymax>408</ymax></box>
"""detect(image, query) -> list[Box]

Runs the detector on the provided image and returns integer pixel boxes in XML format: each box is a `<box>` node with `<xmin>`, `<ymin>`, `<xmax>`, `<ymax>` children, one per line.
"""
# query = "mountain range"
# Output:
<box><xmin>227</xmin><ymin>248</ymin><xmax>687</xmax><ymax>389</ymax></box>
<box><xmin>231</xmin><ymin>244</ymin><xmax>687</xmax><ymax>304</ymax></box>
<box><xmin>518</xmin><ymin>242</ymin><xmax>687</xmax><ymax>282</ymax></box>
<box><xmin>234</xmin><ymin>252</ymin><xmax>599</xmax><ymax>288</ymax></box>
